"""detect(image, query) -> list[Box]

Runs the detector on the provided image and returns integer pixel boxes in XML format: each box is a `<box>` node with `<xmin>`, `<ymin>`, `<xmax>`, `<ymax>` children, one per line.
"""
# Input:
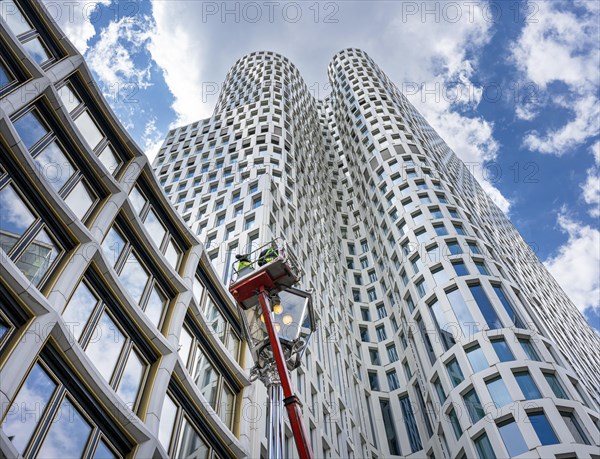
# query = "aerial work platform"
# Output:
<box><xmin>229</xmin><ymin>241</ymin><xmax>301</xmax><ymax>309</ymax></box>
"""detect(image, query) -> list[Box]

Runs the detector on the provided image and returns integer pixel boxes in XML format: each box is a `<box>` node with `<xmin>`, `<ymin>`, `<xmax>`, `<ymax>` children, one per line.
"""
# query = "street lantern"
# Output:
<box><xmin>241</xmin><ymin>286</ymin><xmax>315</xmax><ymax>372</ymax></box>
<box><xmin>229</xmin><ymin>241</ymin><xmax>315</xmax><ymax>459</ymax></box>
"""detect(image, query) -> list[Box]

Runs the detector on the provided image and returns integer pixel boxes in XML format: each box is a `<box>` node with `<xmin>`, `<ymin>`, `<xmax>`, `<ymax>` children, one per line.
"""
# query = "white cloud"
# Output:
<box><xmin>581</xmin><ymin>141</ymin><xmax>600</xmax><ymax>217</ymax></box>
<box><xmin>42</xmin><ymin>0</ymin><xmax>110</xmax><ymax>54</ymax></box>
<box><xmin>85</xmin><ymin>15</ymin><xmax>154</xmax><ymax>96</ymax></box>
<box><xmin>147</xmin><ymin>1</ymin><xmax>209</xmax><ymax>125</ymax></box>
<box><xmin>141</xmin><ymin>117</ymin><xmax>164</xmax><ymax>163</ymax></box>
<box><xmin>544</xmin><ymin>212</ymin><xmax>600</xmax><ymax>316</ymax></box>
<box><xmin>511</xmin><ymin>1</ymin><xmax>599</xmax><ymax>154</ymax></box>
<box><xmin>523</xmin><ymin>95</ymin><xmax>600</xmax><ymax>154</ymax></box>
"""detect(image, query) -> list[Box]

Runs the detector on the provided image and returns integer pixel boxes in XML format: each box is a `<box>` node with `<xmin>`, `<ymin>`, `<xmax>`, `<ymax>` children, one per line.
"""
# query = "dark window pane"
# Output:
<box><xmin>519</xmin><ymin>338</ymin><xmax>540</xmax><ymax>361</ymax></box>
<box><xmin>469</xmin><ymin>285</ymin><xmax>502</xmax><ymax>329</ymax></box>
<box><xmin>514</xmin><ymin>371</ymin><xmax>541</xmax><ymax>400</ymax></box>
<box><xmin>560</xmin><ymin>411</ymin><xmax>590</xmax><ymax>445</ymax></box>
<box><xmin>0</xmin><ymin>61</ymin><xmax>12</xmax><ymax>88</ymax></box>
<box><xmin>400</xmin><ymin>395</ymin><xmax>422</xmax><ymax>452</ymax></box>
<box><xmin>474</xmin><ymin>433</ymin><xmax>496</xmax><ymax>459</ymax></box>
<box><xmin>493</xmin><ymin>286</ymin><xmax>526</xmax><ymax>328</ymax></box>
<box><xmin>528</xmin><ymin>412</ymin><xmax>559</xmax><ymax>445</ymax></box>
<box><xmin>544</xmin><ymin>373</ymin><xmax>569</xmax><ymax>399</ymax></box>
<box><xmin>380</xmin><ymin>399</ymin><xmax>401</xmax><ymax>455</ymax></box>
<box><xmin>464</xmin><ymin>388</ymin><xmax>485</xmax><ymax>423</ymax></box>
<box><xmin>446</xmin><ymin>358</ymin><xmax>464</xmax><ymax>387</ymax></box>
<box><xmin>491</xmin><ymin>339</ymin><xmax>514</xmax><ymax>362</ymax></box>
<box><xmin>452</xmin><ymin>261</ymin><xmax>469</xmax><ymax>276</ymax></box>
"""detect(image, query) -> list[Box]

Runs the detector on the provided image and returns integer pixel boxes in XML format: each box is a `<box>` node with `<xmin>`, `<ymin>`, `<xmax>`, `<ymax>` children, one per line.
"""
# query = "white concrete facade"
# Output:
<box><xmin>154</xmin><ymin>49</ymin><xmax>600</xmax><ymax>458</ymax></box>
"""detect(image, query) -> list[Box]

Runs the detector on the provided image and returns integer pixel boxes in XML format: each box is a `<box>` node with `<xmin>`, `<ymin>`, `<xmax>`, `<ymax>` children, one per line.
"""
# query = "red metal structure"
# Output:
<box><xmin>229</xmin><ymin>242</ymin><xmax>315</xmax><ymax>459</ymax></box>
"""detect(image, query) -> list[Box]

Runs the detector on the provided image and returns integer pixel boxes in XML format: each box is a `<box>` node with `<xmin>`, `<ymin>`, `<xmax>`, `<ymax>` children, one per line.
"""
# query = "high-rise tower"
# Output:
<box><xmin>155</xmin><ymin>49</ymin><xmax>600</xmax><ymax>458</ymax></box>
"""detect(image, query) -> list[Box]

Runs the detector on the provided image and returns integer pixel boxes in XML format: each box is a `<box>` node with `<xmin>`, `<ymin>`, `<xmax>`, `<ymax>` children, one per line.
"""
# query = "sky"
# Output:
<box><xmin>43</xmin><ymin>0</ymin><xmax>599</xmax><ymax>331</ymax></box>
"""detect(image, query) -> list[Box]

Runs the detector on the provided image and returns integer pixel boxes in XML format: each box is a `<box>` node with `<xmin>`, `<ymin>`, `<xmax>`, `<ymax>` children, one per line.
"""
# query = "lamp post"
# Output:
<box><xmin>229</xmin><ymin>243</ymin><xmax>315</xmax><ymax>459</ymax></box>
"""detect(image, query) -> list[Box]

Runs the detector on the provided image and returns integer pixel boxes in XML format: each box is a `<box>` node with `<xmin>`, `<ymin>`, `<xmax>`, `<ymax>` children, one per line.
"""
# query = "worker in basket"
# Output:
<box><xmin>257</xmin><ymin>245</ymin><xmax>279</xmax><ymax>266</ymax></box>
<box><xmin>235</xmin><ymin>254</ymin><xmax>254</xmax><ymax>277</ymax></box>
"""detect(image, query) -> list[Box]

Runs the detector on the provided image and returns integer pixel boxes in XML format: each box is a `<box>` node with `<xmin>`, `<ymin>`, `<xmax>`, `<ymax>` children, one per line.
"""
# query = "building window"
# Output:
<box><xmin>394</xmin><ymin>292</ymin><xmax>409</xmax><ymax>312</ymax></box>
<box><xmin>387</xmin><ymin>370</ymin><xmax>400</xmax><ymax>390</ymax></box>
<box><xmin>446</xmin><ymin>241</ymin><xmax>462</xmax><ymax>255</ymax></box>
<box><xmin>368</xmin><ymin>371</ymin><xmax>380</xmax><ymax>391</ymax></box>
<box><xmin>466</xmin><ymin>345</ymin><xmax>488</xmax><ymax>373</ymax></box>
<box><xmin>463</xmin><ymin>388</ymin><xmax>485</xmax><ymax>423</ymax></box>
<box><xmin>433</xmin><ymin>378</ymin><xmax>446</xmax><ymax>403</ymax></box>
<box><xmin>467</xmin><ymin>242</ymin><xmax>480</xmax><ymax>254</ymax></box>
<box><xmin>469</xmin><ymin>284</ymin><xmax>502</xmax><ymax>329</ymax></box>
<box><xmin>415</xmin><ymin>278</ymin><xmax>427</xmax><ymax>298</ymax></box>
<box><xmin>528</xmin><ymin>411</ymin><xmax>559</xmax><ymax>445</ymax></box>
<box><xmin>497</xmin><ymin>418</ymin><xmax>528</xmax><ymax>456</ymax></box>
<box><xmin>492</xmin><ymin>286</ymin><xmax>526</xmax><ymax>328</ymax></box>
<box><xmin>387</xmin><ymin>344</ymin><xmax>399</xmax><ymax>362</ymax></box>
<box><xmin>0</xmin><ymin>172</ymin><xmax>65</xmax><ymax>287</ymax></box>
<box><xmin>434</xmin><ymin>223</ymin><xmax>448</xmax><ymax>236</ymax></box>
<box><xmin>380</xmin><ymin>399</ymin><xmax>401</xmax><ymax>455</ymax></box>
<box><xmin>518</xmin><ymin>337</ymin><xmax>540</xmax><ymax>361</ymax></box>
<box><xmin>12</xmin><ymin>108</ymin><xmax>99</xmax><ymax>220</ymax></box>
<box><xmin>514</xmin><ymin>371</ymin><xmax>541</xmax><ymax>400</ymax></box>
<box><xmin>2</xmin><ymin>359</ymin><xmax>124</xmax><ymax>458</ymax></box>
<box><xmin>473</xmin><ymin>432</ymin><xmax>496</xmax><ymax>459</ymax></box>
<box><xmin>559</xmin><ymin>410</ymin><xmax>590</xmax><ymax>445</ymax></box>
<box><xmin>62</xmin><ymin>279</ymin><xmax>150</xmax><ymax>410</ymax></box>
<box><xmin>400</xmin><ymin>395</ymin><xmax>422</xmax><ymax>453</ymax></box>
<box><xmin>486</xmin><ymin>376</ymin><xmax>512</xmax><ymax>408</ymax></box>
<box><xmin>446</xmin><ymin>288</ymin><xmax>478</xmax><ymax>336</ymax></box>
<box><xmin>376</xmin><ymin>303</ymin><xmax>387</xmax><ymax>319</ymax></box>
<box><xmin>367</xmin><ymin>288</ymin><xmax>377</xmax><ymax>302</ymax></box>
<box><xmin>178</xmin><ymin>321</ymin><xmax>239</xmax><ymax>427</ymax></box>
<box><xmin>158</xmin><ymin>392</ymin><xmax>212</xmax><ymax>457</ymax></box>
<box><xmin>475</xmin><ymin>261</ymin><xmax>489</xmax><ymax>275</ymax></box>
<box><xmin>376</xmin><ymin>324</ymin><xmax>387</xmax><ymax>341</ymax></box>
<box><xmin>417</xmin><ymin>317</ymin><xmax>436</xmax><ymax>364</ymax></box>
<box><xmin>543</xmin><ymin>373</ymin><xmax>569</xmax><ymax>399</ymax></box>
<box><xmin>244</xmin><ymin>215</ymin><xmax>255</xmax><ymax>230</ymax></box>
<box><xmin>447</xmin><ymin>407</ymin><xmax>462</xmax><ymax>439</ymax></box>
<box><xmin>446</xmin><ymin>358</ymin><xmax>464</xmax><ymax>387</ymax></box>
<box><xmin>127</xmin><ymin>185</ymin><xmax>183</xmax><ymax>270</ymax></box>
<box><xmin>360</xmin><ymin>326</ymin><xmax>369</xmax><ymax>342</ymax></box>
<box><xmin>491</xmin><ymin>338</ymin><xmax>514</xmax><ymax>362</ymax></box>
<box><xmin>452</xmin><ymin>260</ymin><xmax>469</xmax><ymax>276</ymax></box>
<box><xmin>429</xmin><ymin>298</ymin><xmax>457</xmax><ymax>351</ymax></box>
<box><xmin>1</xmin><ymin>1</ymin><xmax>57</xmax><ymax>66</ymax></box>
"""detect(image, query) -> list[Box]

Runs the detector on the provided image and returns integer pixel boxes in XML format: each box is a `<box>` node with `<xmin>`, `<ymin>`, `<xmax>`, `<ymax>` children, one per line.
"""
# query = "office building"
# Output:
<box><xmin>0</xmin><ymin>1</ymin><xmax>248</xmax><ymax>458</ymax></box>
<box><xmin>154</xmin><ymin>48</ymin><xmax>600</xmax><ymax>458</ymax></box>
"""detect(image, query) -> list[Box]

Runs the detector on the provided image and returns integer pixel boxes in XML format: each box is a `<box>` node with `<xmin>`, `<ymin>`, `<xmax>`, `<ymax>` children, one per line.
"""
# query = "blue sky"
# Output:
<box><xmin>46</xmin><ymin>0</ymin><xmax>599</xmax><ymax>331</ymax></box>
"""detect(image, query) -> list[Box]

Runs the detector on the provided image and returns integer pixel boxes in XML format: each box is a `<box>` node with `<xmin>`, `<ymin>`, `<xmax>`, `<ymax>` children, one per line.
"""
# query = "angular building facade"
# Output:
<box><xmin>154</xmin><ymin>49</ymin><xmax>600</xmax><ymax>459</ymax></box>
<box><xmin>0</xmin><ymin>1</ymin><xmax>250</xmax><ymax>459</ymax></box>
